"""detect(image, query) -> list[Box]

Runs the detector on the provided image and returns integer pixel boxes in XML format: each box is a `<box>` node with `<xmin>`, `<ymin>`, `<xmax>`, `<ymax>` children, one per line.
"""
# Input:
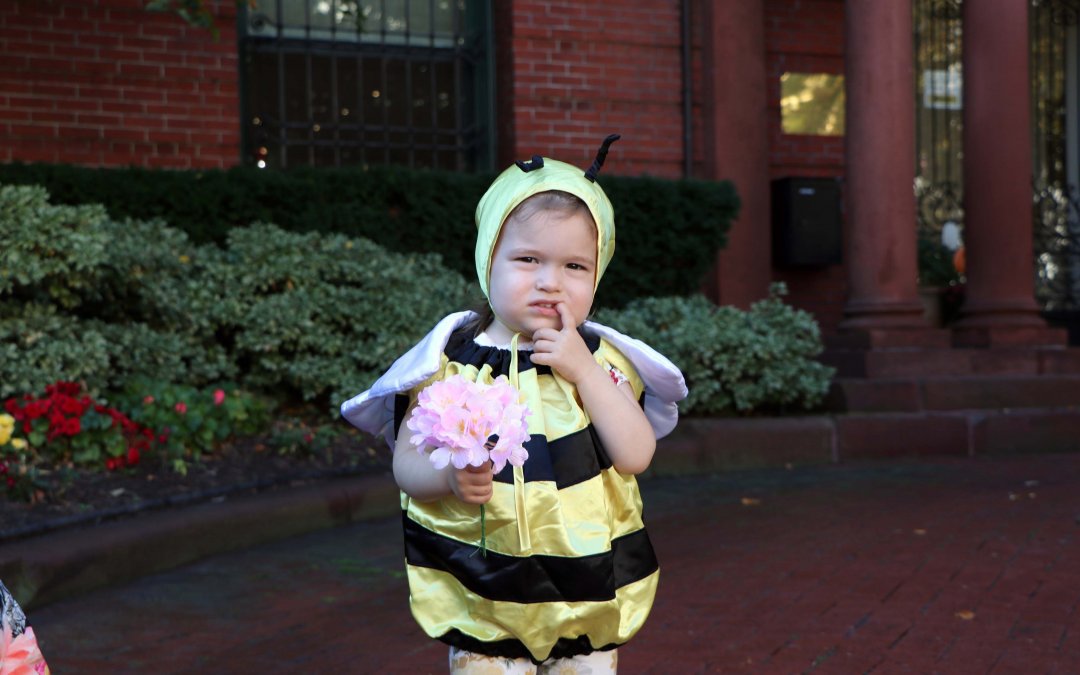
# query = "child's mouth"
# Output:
<box><xmin>530</xmin><ymin>302</ymin><xmax>558</xmax><ymax>316</ymax></box>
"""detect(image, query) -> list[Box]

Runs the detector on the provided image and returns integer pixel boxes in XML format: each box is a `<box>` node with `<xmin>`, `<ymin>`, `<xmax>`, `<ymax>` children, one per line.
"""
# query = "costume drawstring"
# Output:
<box><xmin>508</xmin><ymin>333</ymin><xmax>532</xmax><ymax>554</ymax></box>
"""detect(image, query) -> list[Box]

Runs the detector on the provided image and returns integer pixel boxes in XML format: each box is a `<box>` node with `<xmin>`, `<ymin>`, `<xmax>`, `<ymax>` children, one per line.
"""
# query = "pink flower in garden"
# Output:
<box><xmin>143</xmin><ymin>396</ymin><xmax>154</xmax><ymax>405</ymax></box>
<box><xmin>174</xmin><ymin>402</ymin><xmax>187</xmax><ymax>414</ymax></box>
<box><xmin>213</xmin><ymin>389</ymin><xmax>226</xmax><ymax>406</ymax></box>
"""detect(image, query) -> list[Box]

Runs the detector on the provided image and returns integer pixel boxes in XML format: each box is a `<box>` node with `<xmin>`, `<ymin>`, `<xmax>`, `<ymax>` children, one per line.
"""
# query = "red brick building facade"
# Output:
<box><xmin>0</xmin><ymin>0</ymin><xmax>240</xmax><ymax>169</ymax></box>
<box><xmin>0</xmin><ymin>0</ymin><xmax>1071</xmax><ymax>354</ymax></box>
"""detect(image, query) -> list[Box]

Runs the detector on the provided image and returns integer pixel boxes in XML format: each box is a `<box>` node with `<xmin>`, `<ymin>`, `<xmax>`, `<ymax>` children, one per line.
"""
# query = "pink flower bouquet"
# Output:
<box><xmin>406</xmin><ymin>374</ymin><xmax>531</xmax><ymax>554</ymax></box>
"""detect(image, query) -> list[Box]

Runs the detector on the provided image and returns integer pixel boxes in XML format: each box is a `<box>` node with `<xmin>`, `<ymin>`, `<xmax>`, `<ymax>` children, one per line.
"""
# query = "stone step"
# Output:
<box><xmin>821</xmin><ymin>346</ymin><xmax>1080</xmax><ymax>378</ymax></box>
<box><xmin>652</xmin><ymin>410</ymin><xmax>1080</xmax><ymax>473</ymax></box>
<box><xmin>827</xmin><ymin>375</ymin><xmax>1080</xmax><ymax>413</ymax></box>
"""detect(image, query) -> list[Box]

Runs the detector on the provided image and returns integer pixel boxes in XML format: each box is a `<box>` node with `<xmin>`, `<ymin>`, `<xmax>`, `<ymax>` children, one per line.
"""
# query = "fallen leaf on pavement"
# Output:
<box><xmin>955</xmin><ymin>610</ymin><xmax>975</xmax><ymax>620</ymax></box>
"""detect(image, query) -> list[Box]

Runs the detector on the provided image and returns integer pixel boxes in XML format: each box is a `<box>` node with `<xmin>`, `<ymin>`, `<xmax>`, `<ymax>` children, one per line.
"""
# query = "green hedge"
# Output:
<box><xmin>0</xmin><ymin>184</ymin><xmax>472</xmax><ymax>407</ymax></box>
<box><xmin>0</xmin><ymin>162</ymin><xmax>738</xmax><ymax>308</ymax></box>
<box><xmin>594</xmin><ymin>287</ymin><xmax>836</xmax><ymax>416</ymax></box>
<box><xmin>3</xmin><ymin>183</ymin><xmax>840</xmax><ymax>419</ymax></box>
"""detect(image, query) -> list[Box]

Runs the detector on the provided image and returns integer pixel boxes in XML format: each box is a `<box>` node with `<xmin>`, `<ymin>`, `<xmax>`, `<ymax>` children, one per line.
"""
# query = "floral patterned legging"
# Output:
<box><xmin>449</xmin><ymin>646</ymin><xmax>618</xmax><ymax>674</ymax></box>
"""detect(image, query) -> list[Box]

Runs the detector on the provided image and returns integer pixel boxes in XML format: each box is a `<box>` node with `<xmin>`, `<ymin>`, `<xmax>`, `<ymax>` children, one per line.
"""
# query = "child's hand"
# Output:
<box><xmin>448</xmin><ymin>462</ymin><xmax>493</xmax><ymax>504</ymax></box>
<box><xmin>530</xmin><ymin>302</ymin><xmax>597</xmax><ymax>383</ymax></box>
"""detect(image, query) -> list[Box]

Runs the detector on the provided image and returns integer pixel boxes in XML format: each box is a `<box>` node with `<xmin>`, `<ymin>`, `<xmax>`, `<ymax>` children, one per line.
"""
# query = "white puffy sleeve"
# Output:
<box><xmin>339</xmin><ymin>311</ymin><xmax>476</xmax><ymax>447</ymax></box>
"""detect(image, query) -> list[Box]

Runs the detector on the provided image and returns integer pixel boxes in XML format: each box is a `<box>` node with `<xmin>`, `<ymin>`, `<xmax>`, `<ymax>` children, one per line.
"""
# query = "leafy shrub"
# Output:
<box><xmin>0</xmin><ymin>184</ymin><xmax>473</xmax><ymax>408</ymax></box>
<box><xmin>0</xmin><ymin>304</ymin><xmax>113</xmax><ymax>400</ymax></box>
<box><xmin>0</xmin><ymin>306</ymin><xmax>235</xmax><ymax>402</ymax></box>
<box><xmin>0</xmin><ymin>184</ymin><xmax>111</xmax><ymax>309</ymax></box>
<box><xmin>0</xmin><ymin>184</ymin><xmax>233</xmax><ymax>399</ymax></box>
<box><xmin>595</xmin><ymin>176</ymin><xmax>738</xmax><ymax>309</ymax></box>
<box><xmin>267</xmin><ymin>418</ymin><xmax>346</xmax><ymax>459</ymax></box>
<box><xmin>114</xmin><ymin>381</ymin><xmax>274</xmax><ymax>474</ymax></box>
<box><xmin>918</xmin><ymin>227</ymin><xmax>962</xmax><ymax>287</ymax></box>
<box><xmin>0</xmin><ymin>162</ymin><xmax>738</xmax><ymax>307</ymax></box>
<box><xmin>199</xmin><ymin>222</ymin><xmax>474</xmax><ymax>405</ymax></box>
<box><xmin>594</xmin><ymin>286</ymin><xmax>836</xmax><ymax>415</ymax></box>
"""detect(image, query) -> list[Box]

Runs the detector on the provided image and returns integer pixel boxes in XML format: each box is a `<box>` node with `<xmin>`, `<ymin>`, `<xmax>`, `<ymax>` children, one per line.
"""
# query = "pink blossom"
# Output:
<box><xmin>213</xmin><ymin>389</ymin><xmax>226</xmax><ymax>406</ymax></box>
<box><xmin>408</xmin><ymin>374</ymin><xmax>531</xmax><ymax>473</ymax></box>
<box><xmin>143</xmin><ymin>396</ymin><xmax>154</xmax><ymax>405</ymax></box>
<box><xmin>174</xmin><ymin>402</ymin><xmax>187</xmax><ymax>414</ymax></box>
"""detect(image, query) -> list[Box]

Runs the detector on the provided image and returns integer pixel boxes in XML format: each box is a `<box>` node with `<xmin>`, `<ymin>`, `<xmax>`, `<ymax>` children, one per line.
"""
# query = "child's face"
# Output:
<box><xmin>485</xmin><ymin>208</ymin><xmax>597</xmax><ymax>344</ymax></box>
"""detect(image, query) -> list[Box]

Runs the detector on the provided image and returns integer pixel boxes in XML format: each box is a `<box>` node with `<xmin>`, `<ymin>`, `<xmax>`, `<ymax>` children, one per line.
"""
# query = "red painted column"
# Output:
<box><xmin>839</xmin><ymin>0</ymin><xmax>932</xmax><ymax>338</ymax></box>
<box><xmin>953</xmin><ymin>0</ymin><xmax>1062</xmax><ymax>347</ymax></box>
<box><xmin>702</xmin><ymin>0</ymin><xmax>772</xmax><ymax>309</ymax></box>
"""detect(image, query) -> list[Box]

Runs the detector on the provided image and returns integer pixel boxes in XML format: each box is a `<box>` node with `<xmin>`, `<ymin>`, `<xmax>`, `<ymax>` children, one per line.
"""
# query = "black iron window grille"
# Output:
<box><xmin>240</xmin><ymin>0</ymin><xmax>494</xmax><ymax>171</ymax></box>
<box><xmin>913</xmin><ymin>0</ymin><xmax>964</xmax><ymax>288</ymax></box>
<box><xmin>1031</xmin><ymin>0</ymin><xmax>1080</xmax><ymax>312</ymax></box>
<box><xmin>913</xmin><ymin>0</ymin><xmax>1080</xmax><ymax>318</ymax></box>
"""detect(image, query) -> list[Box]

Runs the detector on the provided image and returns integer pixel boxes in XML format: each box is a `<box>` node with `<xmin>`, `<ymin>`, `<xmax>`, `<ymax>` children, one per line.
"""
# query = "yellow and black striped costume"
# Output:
<box><xmin>392</xmin><ymin>326</ymin><xmax>659</xmax><ymax>663</ymax></box>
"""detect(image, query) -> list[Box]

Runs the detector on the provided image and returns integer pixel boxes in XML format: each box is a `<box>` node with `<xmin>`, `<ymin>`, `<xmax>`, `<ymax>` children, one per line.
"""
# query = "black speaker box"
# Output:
<box><xmin>771</xmin><ymin>177</ymin><xmax>842</xmax><ymax>267</ymax></box>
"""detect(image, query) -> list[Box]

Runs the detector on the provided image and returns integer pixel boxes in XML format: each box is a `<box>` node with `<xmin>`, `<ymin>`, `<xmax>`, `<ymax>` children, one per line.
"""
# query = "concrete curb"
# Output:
<box><xmin>0</xmin><ymin>474</ymin><xmax>401</xmax><ymax>611</ymax></box>
<box><xmin>3</xmin><ymin>413</ymin><xmax>1079</xmax><ymax>611</ymax></box>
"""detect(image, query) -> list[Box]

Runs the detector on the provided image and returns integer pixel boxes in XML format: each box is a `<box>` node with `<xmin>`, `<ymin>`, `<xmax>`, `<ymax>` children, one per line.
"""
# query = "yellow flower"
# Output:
<box><xmin>11</xmin><ymin>438</ymin><xmax>27</xmax><ymax>450</ymax></box>
<box><xmin>179</xmin><ymin>254</ymin><xmax>191</xmax><ymax>264</ymax></box>
<box><xmin>0</xmin><ymin>413</ymin><xmax>14</xmax><ymax>446</ymax></box>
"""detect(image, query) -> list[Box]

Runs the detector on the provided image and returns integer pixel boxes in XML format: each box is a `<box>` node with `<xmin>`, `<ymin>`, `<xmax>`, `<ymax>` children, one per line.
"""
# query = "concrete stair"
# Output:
<box><xmin>821</xmin><ymin>371</ymin><xmax>1080</xmax><ymax>460</ymax></box>
<box><xmin>821</xmin><ymin>345</ymin><xmax>1080</xmax><ymax>378</ymax></box>
<box><xmin>826</xmin><ymin>374</ymin><xmax>1080</xmax><ymax>413</ymax></box>
<box><xmin>652</xmin><ymin>353</ymin><xmax>1080</xmax><ymax>472</ymax></box>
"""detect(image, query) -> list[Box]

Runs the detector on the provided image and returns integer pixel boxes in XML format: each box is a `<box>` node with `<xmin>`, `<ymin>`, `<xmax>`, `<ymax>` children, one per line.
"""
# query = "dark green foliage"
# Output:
<box><xmin>0</xmin><ymin>184</ymin><xmax>471</xmax><ymax>408</ymax></box>
<box><xmin>917</xmin><ymin>227</ymin><xmax>962</xmax><ymax>287</ymax></box>
<box><xmin>594</xmin><ymin>286</ymin><xmax>835</xmax><ymax>416</ymax></box>
<box><xmin>595</xmin><ymin>175</ymin><xmax>738</xmax><ymax>308</ymax></box>
<box><xmin>0</xmin><ymin>162</ymin><xmax>738</xmax><ymax>307</ymax></box>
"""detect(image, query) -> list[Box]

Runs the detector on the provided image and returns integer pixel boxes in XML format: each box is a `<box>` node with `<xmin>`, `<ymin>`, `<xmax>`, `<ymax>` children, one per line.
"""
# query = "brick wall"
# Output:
<box><xmin>1</xmin><ymin>0</ymin><xmax>854</xmax><ymax>333</ymax></box>
<box><xmin>764</xmin><ymin>0</ymin><xmax>847</xmax><ymax>335</ymax></box>
<box><xmin>504</xmin><ymin>0</ymin><xmax>688</xmax><ymax>179</ymax></box>
<box><xmin>0</xmin><ymin>0</ymin><xmax>240</xmax><ymax>168</ymax></box>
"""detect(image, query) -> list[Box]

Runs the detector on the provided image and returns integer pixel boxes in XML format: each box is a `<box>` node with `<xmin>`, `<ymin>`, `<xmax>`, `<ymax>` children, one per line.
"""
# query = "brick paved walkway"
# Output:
<box><xmin>29</xmin><ymin>453</ymin><xmax>1080</xmax><ymax>674</ymax></box>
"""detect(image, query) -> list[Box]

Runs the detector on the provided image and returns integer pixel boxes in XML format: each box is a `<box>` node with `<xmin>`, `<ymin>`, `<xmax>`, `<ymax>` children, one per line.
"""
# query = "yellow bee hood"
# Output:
<box><xmin>473</xmin><ymin>134</ymin><xmax>620</xmax><ymax>299</ymax></box>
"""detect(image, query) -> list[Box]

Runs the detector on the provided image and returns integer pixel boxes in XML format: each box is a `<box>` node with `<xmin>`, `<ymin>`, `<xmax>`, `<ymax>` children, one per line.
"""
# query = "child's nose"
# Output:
<box><xmin>535</xmin><ymin>266</ymin><xmax>561</xmax><ymax>291</ymax></box>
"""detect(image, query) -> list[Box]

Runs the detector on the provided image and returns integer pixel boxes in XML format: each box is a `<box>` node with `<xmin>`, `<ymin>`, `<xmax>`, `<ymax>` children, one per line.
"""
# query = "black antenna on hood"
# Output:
<box><xmin>515</xmin><ymin>155</ymin><xmax>544</xmax><ymax>172</ymax></box>
<box><xmin>584</xmin><ymin>134</ymin><xmax>621</xmax><ymax>182</ymax></box>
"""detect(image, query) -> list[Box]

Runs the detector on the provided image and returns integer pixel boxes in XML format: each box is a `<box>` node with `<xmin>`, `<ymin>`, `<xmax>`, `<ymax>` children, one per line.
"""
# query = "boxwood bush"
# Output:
<box><xmin>3</xmin><ymin>184</ymin><xmax>834</xmax><ymax>418</ymax></box>
<box><xmin>594</xmin><ymin>287</ymin><xmax>836</xmax><ymax>416</ymax></box>
<box><xmin>0</xmin><ymin>162</ymin><xmax>738</xmax><ymax>308</ymax></box>
<box><xmin>0</xmin><ymin>184</ymin><xmax>472</xmax><ymax>407</ymax></box>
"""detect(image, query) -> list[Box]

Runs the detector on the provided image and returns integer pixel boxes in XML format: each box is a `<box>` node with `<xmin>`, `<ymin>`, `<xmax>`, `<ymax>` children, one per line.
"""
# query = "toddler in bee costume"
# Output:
<box><xmin>341</xmin><ymin>135</ymin><xmax>687</xmax><ymax>674</ymax></box>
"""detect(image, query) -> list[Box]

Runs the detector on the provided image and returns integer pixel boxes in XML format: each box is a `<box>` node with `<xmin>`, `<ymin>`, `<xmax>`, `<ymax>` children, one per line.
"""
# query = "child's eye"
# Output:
<box><xmin>516</xmin><ymin>256</ymin><xmax>537</xmax><ymax>264</ymax></box>
<box><xmin>567</xmin><ymin>263</ymin><xmax>588</xmax><ymax>271</ymax></box>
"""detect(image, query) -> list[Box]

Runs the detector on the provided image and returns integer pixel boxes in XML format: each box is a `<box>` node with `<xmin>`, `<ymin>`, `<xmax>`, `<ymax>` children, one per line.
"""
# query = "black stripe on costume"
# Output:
<box><xmin>444</xmin><ymin>326</ymin><xmax>602</xmax><ymax>379</ymax></box>
<box><xmin>403</xmin><ymin>513</ymin><xmax>658</xmax><ymax>604</ymax></box>
<box><xmin>439</xmin><ymin>630</ymin><xmax>620</xmax><ymax>665</ymax></box>
<box><xmin>492</xmin><ymin>425</ymin><xmax>613</xmax><ymax>489</ymax></box>
<box><xmin>393</xmin><ymin>393</ymin><xmax>410</xmax><ymax>441</ymax></box>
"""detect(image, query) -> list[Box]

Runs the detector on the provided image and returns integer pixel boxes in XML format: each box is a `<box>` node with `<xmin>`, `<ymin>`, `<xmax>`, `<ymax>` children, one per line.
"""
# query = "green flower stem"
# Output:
<box><xmin>479</xmin><ymin>504</ymin><xmax>487</xmax><ymax>558</ymax></box>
